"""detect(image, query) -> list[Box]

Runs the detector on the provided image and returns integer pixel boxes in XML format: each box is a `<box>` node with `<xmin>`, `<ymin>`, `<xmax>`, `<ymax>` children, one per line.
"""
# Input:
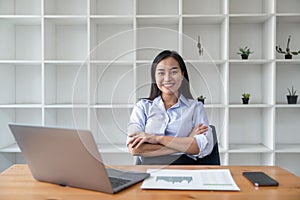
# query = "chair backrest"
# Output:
<box><xmin>196</xmin><ymin>125</ymin><xmax>220</xmax><ymax>165</ymax></box>
<box><xmin>135</xmin><ymin>125</ymin><xmax>221</xmax><ymax>165</ymax></box>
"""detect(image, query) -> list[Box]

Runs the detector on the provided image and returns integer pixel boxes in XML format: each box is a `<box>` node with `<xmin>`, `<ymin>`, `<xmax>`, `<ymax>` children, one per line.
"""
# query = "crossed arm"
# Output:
<box><xmin>127</xmin><ymin>123</ymin><xmax>208</xmax><ymax>157</ymax></box>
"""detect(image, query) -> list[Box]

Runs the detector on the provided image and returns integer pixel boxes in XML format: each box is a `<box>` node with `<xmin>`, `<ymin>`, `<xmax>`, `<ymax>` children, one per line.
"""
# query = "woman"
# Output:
<box><xmin>127</xmin><ymin>50</ymin><xmax>214</xmax><ymax>165</ymax></box>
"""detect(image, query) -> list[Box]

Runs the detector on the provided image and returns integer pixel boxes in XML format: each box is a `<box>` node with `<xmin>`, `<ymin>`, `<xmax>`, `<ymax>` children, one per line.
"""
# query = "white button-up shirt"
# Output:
<box><xmin>127</xmin><ymin>95</ymin><xmax>213</xmax><ymax>158</ymax></box>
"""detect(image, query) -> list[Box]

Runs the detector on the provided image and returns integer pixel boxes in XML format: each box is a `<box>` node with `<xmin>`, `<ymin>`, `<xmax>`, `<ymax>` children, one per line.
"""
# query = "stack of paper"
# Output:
<box><xmin>141</xmin><ymin>169</ymin><xmax>240</xmax><ymax>191</ymax></box>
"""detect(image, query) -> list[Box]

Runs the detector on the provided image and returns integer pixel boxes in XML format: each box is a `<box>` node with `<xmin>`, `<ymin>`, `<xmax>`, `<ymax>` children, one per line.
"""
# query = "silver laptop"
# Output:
<box><xmin>9</xmin><ymin>124</ymin><xmax>149</xmax><ymax>194</ymax></box>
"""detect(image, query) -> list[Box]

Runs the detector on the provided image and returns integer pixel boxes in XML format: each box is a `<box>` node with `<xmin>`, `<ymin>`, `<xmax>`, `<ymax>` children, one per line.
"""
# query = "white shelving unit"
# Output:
<box><xmin>0</xmin><ymin>0</ymin><xmax>299</xmax><ymax>177</ymax></box>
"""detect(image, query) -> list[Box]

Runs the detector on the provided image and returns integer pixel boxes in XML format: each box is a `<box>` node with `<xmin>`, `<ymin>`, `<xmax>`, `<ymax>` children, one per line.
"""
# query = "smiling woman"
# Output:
<box><xmin>126</xmin><ymin>50</ymin><xmax>215</xmax><ymax>165</ymax></box>
<box><xmin>155</xmin><ymin>58</ymin><xmax>183</xmax><ymax>101</ymax></box>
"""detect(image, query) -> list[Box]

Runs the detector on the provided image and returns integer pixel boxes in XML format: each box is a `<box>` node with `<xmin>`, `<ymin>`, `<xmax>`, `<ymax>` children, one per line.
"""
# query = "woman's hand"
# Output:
<box><xmin>128</xmin><ymin>132</ymin><xmax>159</xmax><ymax>148</ymax></box>
<box><xmin>189</xmin><ymin>123</ymin><xmax>208</xmax><ymax>137</ymax></box>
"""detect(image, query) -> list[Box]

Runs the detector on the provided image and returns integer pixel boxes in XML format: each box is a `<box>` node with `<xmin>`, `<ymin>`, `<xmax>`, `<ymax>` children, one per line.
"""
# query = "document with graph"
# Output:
<box><xmin>141</xmin><ymin>169</ymin><xmax>240</xmax><ymax>191</ymax></box>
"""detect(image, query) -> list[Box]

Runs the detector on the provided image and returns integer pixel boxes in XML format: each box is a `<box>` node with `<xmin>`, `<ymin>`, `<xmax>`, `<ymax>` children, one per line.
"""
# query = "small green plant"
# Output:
<box><xmin>287</xmin><ymin>86</ymin><xmax>297</xmax><ymax>96</ymax></box>
<box><xmin>242</xmin><ymin>93</ymin><xmax>250</xmax><ymax>99</ymax></box>
<box><xmin>276</xmin><ymin>35</ymin><xmax>300</xmax><ymax>59</ymax></box>
<box><xmin>237</xmin><ymin>46</ymin><xmax>253</xmax><ymax>59</ymax></box>
<box><xmin>241</xmin><ymin>93</ymin><xmax>250</xmax><ymax>104</ymax></box>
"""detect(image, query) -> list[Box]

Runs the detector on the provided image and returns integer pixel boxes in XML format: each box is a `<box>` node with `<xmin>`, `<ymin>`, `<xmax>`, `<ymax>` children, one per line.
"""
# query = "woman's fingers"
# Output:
<box><xmin>135</xmin><ymin>137</ymin><xmax>147</xmax><ymax>148</ymax></box>
<box><xmin>128</xmin><ymin>132</ymin><xmax>148</xmax><ymax>148</ymax></box>
<box><xmin>192</xmin><ymin>123</ymin><xmax>208</xmax><ymax>135</ymax></box>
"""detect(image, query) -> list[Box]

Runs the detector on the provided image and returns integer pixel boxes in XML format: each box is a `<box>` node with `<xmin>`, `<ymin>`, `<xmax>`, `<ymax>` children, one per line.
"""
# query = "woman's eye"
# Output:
<box><xmin>171</xmin><ymin>70</ymin><xmax>178</xmax><ymax>75</ymax></box>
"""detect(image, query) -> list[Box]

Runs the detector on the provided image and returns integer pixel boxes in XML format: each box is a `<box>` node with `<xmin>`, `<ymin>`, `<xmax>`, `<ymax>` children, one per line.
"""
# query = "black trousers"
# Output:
<box><xmin>136</xmin><ymin>154</ymin><xmax>218</xmax><ymax>165</ymax></box>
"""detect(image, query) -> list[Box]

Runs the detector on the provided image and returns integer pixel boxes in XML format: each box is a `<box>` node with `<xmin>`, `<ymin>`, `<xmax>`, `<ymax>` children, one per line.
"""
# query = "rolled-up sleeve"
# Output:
<box><xmin>194</xmin><ymin>127</ymin><xmax>214</xmax><ymax>158</ymax></box>
<box><xmin>192</xmin><ymin>102</ymin><xmax>214</xmax><ymax>158</ymax></box>
<box><xmin>127</xmin><ymin>101</ymin><xmax>146</xmax><ymax>145</ymax></box>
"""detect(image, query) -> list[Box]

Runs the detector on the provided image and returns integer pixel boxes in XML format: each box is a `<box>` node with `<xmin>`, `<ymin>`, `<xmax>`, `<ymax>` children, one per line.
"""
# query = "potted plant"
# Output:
<box><xmin>287</xmin><ymin>86</ymin><xmax>298</xmax><ymax>104</ymax></box>
<box><xmin>276</xmin><ymin>35</ymin><xmax>300</xmax><ymax>59</ymax></box>
<box><xmin>197</xmin><ymin>95</ymin><xmax>206</xmax><ymax>104</ymax></box>
<box><xmin>241</xmin><ymin>93</ymin><xmax>250</xmax><ymax>104</ymax></box>
<box><xmin>237</xmin><ymin>46</ymin><xmax>253</xmax><ymax>59</ymax></box>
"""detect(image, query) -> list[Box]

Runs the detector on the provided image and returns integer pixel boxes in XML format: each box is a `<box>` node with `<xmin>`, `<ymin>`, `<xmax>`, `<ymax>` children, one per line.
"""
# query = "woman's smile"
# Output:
<box><xmin>155</xmin><ymin>57</ymin><xmax>184</xmax><ymax>96</ymax></box>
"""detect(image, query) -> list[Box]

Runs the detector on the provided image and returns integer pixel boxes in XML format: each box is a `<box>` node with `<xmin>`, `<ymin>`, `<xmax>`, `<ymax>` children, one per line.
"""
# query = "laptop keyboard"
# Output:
<box><xmin>109</xmin><ymin>176</ymin><xmax>131</xmax><ymax>188</ymax></box>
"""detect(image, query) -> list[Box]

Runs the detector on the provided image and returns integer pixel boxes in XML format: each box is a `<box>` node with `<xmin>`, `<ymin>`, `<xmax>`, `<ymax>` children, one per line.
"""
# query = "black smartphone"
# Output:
<box><xmin>243</xmin><ymin>172</ymin><xmax>279</xmax><ymax>187</ymax></box>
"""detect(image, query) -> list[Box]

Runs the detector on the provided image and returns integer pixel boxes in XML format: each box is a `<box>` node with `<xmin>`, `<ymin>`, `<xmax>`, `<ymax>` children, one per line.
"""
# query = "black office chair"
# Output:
<box><xmin>135</xmin><ymin>125</ymin><xmax>221</xmax><ymax>165</ymax></box>
<box><xmin>195</xmin><ymin>125</ymin><xmax>220</xmax><ymax>165</ymax></box>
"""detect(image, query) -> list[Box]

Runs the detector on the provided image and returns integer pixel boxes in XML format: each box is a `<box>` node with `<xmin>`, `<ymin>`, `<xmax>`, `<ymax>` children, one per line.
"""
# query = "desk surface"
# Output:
<box><xmin>1</xmin><ymin>164</ymin><xmax>300</xmax><ymax>200</ymax></box>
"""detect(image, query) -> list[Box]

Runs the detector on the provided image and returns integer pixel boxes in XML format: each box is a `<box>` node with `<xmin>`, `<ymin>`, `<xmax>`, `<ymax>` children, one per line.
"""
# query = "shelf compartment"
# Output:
<box><xmin>45</xmin><ymin>63</ymin><xmax>88</xmax><ymax>105</ymax></box>
<box><xmin>229</xmin><ymin>14</ymin><xmax>274</xmax><ymax>23</ymax></box>
<box><xmin>275</xmin><ymin>108</ymin><xmax>300</xmax><ymax>147</ymax></box>
<box><xmin>183</xmin><ymin>0</ymin><xmax>226</xmax><ymax>15</ymax></box>
<box><xmin>0</xmin><ymin>64</ymin><xmax>41</xmax><ymax>104</ymax></box>
<box><xmin>0</xmin><ymin>60</ymin><xmax>41</xmax><ymax>64</ymax></box>
<box><xmin>90</xmin><ymin>17</ymin><xmax>134</xmax><ymax>61</ymax></box>
<box><xmin>229</xmin><ymin>0</ymin><xmax>274</xmax><ymax>14</ymax></box>
<box><xmin>0</xmin><ymin>18</ymin><xmax>41</xmax><ymax>60</ymax></box>
<box><xmin>90</xmin><ymin>63</ymin><xmax>134</xmax><ymax>104</ymax></box>
<box><xmin>275</xmin><ymin>104</ymin><xmax>300</xmax><ymax>108</ymax></box>
<box><xmin>229</xmin><ymin>16</ymin><xmax>274</xmax><ymax>60</ymax></box>
<box><xmin>90</xmin><ymin>108</ymin><xmax>130</xmax><ymax>144</ymax></box>
<box><xmin>275</xmin><ymin>153</ymin><xmax>300</xmax><ymax>179</ymax></box>
<box><xmin>182</xmin><ymin>17</ymin><xmax>226</xmax><ymax>61</ymax></box>
<box><xmin>276</xmin><ymin>16</ymin><xmax>300</xmax><ymax>59</ymax></box>
<box><xmin>0</xmin><ymin>0</ymin><xmax>41</xmax><ymax>15</ymax></box>
<box><xmin>229</xmin><ymin>63</ymin><xmax>274</xmax><ymax>104</ymax></box>
<box><xmin>276</xmin><ymin>59</ymin><xmax>300</xmax><ymax>64</ymax></box>
<box><xmin>229</xmin><ymin>104</ymin><xmax>273</xmax><ymax>108</ymax></box>
<box><xmin>90</xmin><ymin>0</ymin><xmax>133</xmax><ymax>15</ymax></box>
<box><xmin>229</xmin><ymin>59</ymin><xmax>273</xmax><ymax>64</ymax></box>
<box><xmin>276</xmin><ymin>144</ymin><xmax>300</xmax><ymax>153</ymax></box>
<box><xmin>0</xmin><ymin>104</ymin><xmax>42</xmax><ymax>108</ymax></box>
<box><xmin>205</xmin><ymin>108</ymin><xmax>226</xmax><ymax>151</ymax></box>
<box><xmin>97</xmin><ymin>143</ymin><xmax>133</xmax><ymax>165</ymax></box>
<box><xmin>276</xmin><ymin>0</ymin><xmax>300</xmax><ymax>14</ymax></box>
<box><xmin>136</xmin><ymin>0</ymin><xmax>178</xmax><ymax>15</ymax></box>
<box><xmin>135</xmin><ymin>62</ymin><xmax>151</xmax><ymax>100</ymax></box>
<box><xmin>44</xmin><ymin>18</ymin><xmax>87</xmax><ymax>60</ymax></box>
<box><xmin>187</xmin><ymin>62</ymin><xmax>226</xmax><ymax>104</ymax></box>
<box><xmin>229</xmin><ymin>152</ymin><xmax>273</xmax><ymax>165</ymax></box>
<box><xmin>276</xmin><ymin>14</ymin><xmax>300</xmax><ymax>22</ymax></box>
<box><xmin>0</xmin><ymin>143</ymin><xmax>132</xmax><ymax>166</ymax></box>
<box><xmin>0</xmin><ymin>143</ymin><xmax>20</xmax><ymax>153</ymax></box>
<box><xmin>136</xmin><ymin>17</ymin><xmax>179</xmax><ymax>60</ymax></box>
<box><xmin>96</xmin><ymin>143</ymin><xmax>129</xmax><ymax>154</ymax></box>
<box><xmin>0</xmin><ymin>108</ymin><xmax>42</xmax><ymax>148</ymax></box>
<box><xmin>92</xmin><ymin>104</ymin><xmax>133</xmax><ymax>109</ymax></box>
<box><xmin>44</xmin><ymin>108</ymin><xmax>88</xmax><ymax>129</ymax></box>
<box><xmin>44</xmin><ymin>0</ymin><xmax>87</xmax><ymax>15</ymax></box>
<box><xmin>0</xmin><ymin>143</ymin><xmax>130</xmax><ymax>154</ymax></box>
<box><xmin>229</xmin><ymin>144</ymin><xmax>273</xmax><ymax>153</ymax></box>
<box><xmin>229</xmin><ymin>107</ymin><xmax>274</xmax><ymax>150</ymax></box>
<box><xmin>276</xmin><ymin>64</ymin><xmax>300</xmax><ymax>104</ymax></box>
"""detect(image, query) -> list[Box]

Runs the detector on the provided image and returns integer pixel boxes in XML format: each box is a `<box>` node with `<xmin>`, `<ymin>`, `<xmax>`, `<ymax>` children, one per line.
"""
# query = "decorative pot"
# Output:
<box><xmin>287</xmin><ymin>95</ymin><xmax>298</xmax><ymax>104</ymax></box>
<box><xmin>285</xmin><ymin>54</ymin><xmax>292</xmax><ymax>59</ymax></box>
<box><xmin>241</xmin><ymin>54</ymin><xmax>249</xmax><ymax>59</ymax></box>
<box><xmin>198</xmin><ymin>99</ymin><xmax>205</xmax><ymax>104</ymax></box>
<box><xmin>242</xmin><ymin>98</ymin><xmax>249</xmax><ymax>104</ymax></box>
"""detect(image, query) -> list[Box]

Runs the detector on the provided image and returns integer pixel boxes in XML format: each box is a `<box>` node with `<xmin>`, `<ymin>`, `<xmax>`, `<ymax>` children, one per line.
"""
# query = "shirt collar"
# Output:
<box><xmin>153</xmin><ymin>94</ymin><xmax>191</xmax><ymax>108</ymax></box>
<box><xmin>179</xmin><ymin>95</ymin><xmax>191</xmax><ymax>107</ymax></box>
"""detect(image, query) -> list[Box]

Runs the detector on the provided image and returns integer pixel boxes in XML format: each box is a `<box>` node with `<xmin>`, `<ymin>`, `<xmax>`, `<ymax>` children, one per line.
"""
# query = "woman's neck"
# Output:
<box><xmin>162</xmin><ymin>93</ymin><xmax>179</xmax><ymax>109</ymax></box>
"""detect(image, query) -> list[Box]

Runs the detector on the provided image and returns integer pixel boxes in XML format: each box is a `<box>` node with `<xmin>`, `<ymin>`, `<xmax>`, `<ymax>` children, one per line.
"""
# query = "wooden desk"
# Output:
<box><xmin>0</xmin><ymin>164</ymin><xmax>300</xmax><ymax>200</ymax></box>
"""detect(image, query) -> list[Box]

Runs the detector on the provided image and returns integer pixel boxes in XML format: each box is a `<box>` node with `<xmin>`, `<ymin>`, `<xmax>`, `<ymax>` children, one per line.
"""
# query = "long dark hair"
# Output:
<box><xmin>147</xmin><ymin>50</ymin><xmax>194</xmax><ymax>100</ymax></box>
